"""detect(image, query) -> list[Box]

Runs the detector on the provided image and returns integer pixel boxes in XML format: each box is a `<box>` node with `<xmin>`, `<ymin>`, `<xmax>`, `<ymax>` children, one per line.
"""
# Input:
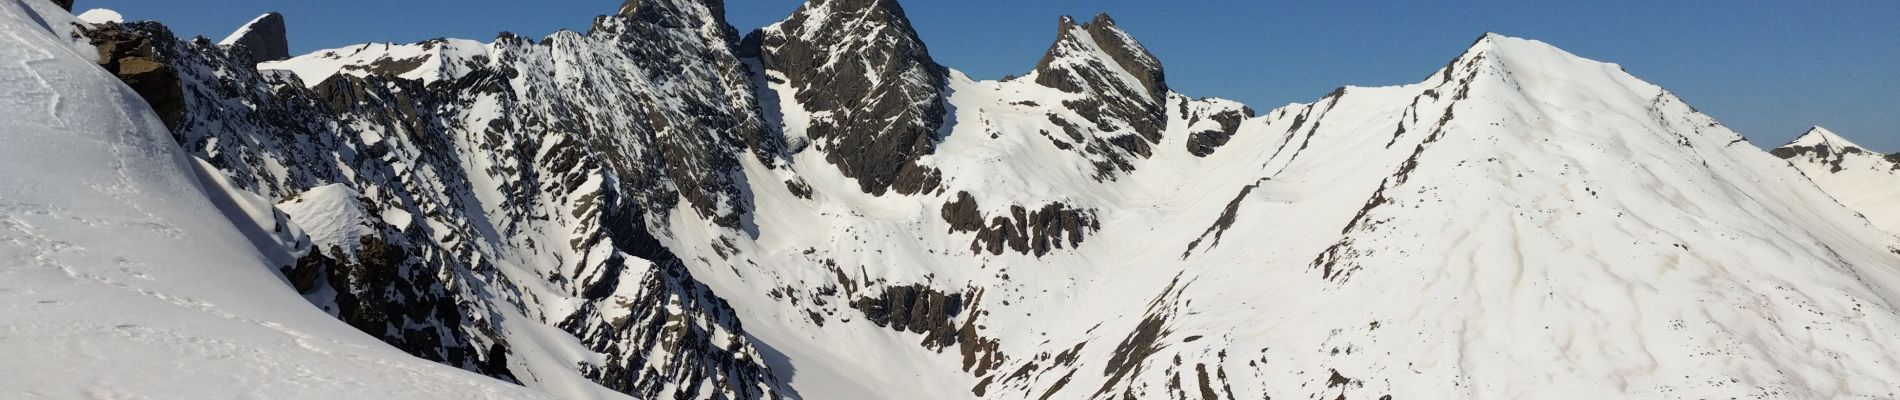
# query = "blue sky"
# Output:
<box><xmin>88</xmin><ymin>0</ymin><xmax>1899</xmax><ymax>151</ymax></box>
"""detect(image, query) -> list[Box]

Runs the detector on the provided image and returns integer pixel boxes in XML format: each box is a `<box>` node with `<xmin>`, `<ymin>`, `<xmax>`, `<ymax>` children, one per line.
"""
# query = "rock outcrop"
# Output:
<box><xmin>747</xmin><ymin>0</ymin><xmax>949</xmax><ymax>196</ymax></box>
<box><xmin>77</xmin><ymin>1</ymin><xmax>788</xmax><ymax>397</ymax></box>
<box><xmin>218</xmin><ymin>12</ymin><xmax>289</xmax><ymax>63</ymax></box>
<box><xmin>81</xmin><ymin>22</ymin><xmax>185</xmax><ymax>130</ymax></box>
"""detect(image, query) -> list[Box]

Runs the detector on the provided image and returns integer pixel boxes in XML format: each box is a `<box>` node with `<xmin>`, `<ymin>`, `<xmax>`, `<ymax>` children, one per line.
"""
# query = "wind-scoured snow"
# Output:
<box><xmin>0</xmin><ymin>2</ymin><xmax>552</xmax><ymax>398</ymax></box>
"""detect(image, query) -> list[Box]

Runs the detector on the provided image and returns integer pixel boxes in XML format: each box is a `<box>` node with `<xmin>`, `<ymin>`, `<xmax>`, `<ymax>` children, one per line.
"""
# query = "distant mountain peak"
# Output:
<box><xmin>1034</xmin><ymin>12</ymin><xmax>1166</xmax><ymax>101</ymax></box>
<box><xmin>1785</xmin><ymin>126</ymin><xmax>1864</xmax><ymax>151</ymax></box>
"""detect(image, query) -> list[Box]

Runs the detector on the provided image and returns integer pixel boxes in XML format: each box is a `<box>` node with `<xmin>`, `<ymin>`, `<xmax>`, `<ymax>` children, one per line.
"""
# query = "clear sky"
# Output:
<box><xmin>87</xmin><ymin>0</ymin><xmax>1899</xmax><ymax>152</ymax></box>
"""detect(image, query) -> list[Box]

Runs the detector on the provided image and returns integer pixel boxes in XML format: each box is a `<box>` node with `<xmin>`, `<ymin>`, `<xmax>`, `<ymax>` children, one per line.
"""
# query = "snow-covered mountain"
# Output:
<box><xmin>0</xmin><ymin>2</ymin><xmax>554</xmax><ymax>398</ymax></box>
<box><xmin>1774</xmin><ymin>126</ymin><xmax>1900</xmax><ymax>237</ymax></box>
<box><xmin>8</xmin><ymin>0</ymin><xmax>1900</xmax><ymax>399</ymax></box>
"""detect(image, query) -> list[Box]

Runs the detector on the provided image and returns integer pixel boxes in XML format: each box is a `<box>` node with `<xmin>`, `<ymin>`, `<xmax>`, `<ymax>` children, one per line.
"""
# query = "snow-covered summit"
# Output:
<box><xmin>1775</xmin><ymin>126</ymin><xmax>1900</xmax><ymax>235</ymax></box>
<box><xmin>1786</xmin><ymin>125</ymin><xmax>1866</xmax><ymax>150</ymax></box>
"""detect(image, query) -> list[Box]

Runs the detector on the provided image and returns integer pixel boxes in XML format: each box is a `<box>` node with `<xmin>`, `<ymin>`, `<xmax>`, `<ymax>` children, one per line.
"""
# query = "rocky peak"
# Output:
<box><xmin>749</xmin><ymin>0</ymin><xmax>949</xmax><ymax>196</ymax></box>
<box><xmin>1029</xmin><ymin>12</ymin><xmax>1172</xmax><ymax>157</ymax></box>
<box><xmin>1772</xmin><ymin>126</ymin><xmax>1879</xmax><ymax>172</ymax></box>
<box><xmin>608</xmin><ymin>0</ymin><xmax>740</xmax><ymax>44</ymax></box>
<box><xmin>1034</xmin><ymin>13</ymin><xmax>1167</xmax><ymax>102</ymax></box>
<box><xmin>1785</xmin><ymin>126</ymin><xmax>1864</xmax><ymax>151</ymax></box>
<box><xmin>217</xmin><ymin>12</ymin><xmax>288</xmax><ymax>63</ymax></box>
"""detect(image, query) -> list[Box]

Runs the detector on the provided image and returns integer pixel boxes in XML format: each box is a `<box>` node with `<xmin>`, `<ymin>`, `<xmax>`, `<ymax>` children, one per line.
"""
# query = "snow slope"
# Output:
<box><xmin>0</xmin><ymin>2</ymin><xmax>551</xmax><ymax>398</ymax></box>
<box><xmin>14</xmin><ymin>0</ymin><xmax>1900</xmax><ymax>398</ymax></box>
<box><xmin>1775</xmin><ymin>126</ymin><xmax>1900</xmax><ymax>236</ymax></box>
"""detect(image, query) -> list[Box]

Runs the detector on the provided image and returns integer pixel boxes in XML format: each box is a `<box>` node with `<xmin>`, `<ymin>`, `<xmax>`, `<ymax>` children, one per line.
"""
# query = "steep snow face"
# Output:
<box><xmin>0</xmin><ymin>3</ymin><xmax>553</xmax><ymax>398</ymax></box>
<box><xmin>1775</xmin><ymin>126</ymin><xmax>1900</xmax><ymax>235</ymax></box>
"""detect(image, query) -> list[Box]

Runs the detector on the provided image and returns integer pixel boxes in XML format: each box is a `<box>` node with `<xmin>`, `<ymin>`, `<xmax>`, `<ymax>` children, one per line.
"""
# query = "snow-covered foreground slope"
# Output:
<box><xmin>12</xmin><ymin>0</ymin><xmax>1900</xmax><ymax>398</ymax></box>
<box><xmin>1775</xmin><ymin>126</ymin><xmax>1900</xmax><ymax>236</ymax></box>
<box><xmin>0</xmin><ymin>2</ymin><xmax>551</xmax><ymax>398</ymax></box>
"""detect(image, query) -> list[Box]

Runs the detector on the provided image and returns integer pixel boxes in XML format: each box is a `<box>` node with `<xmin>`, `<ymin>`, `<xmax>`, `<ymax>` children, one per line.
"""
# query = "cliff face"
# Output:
<box><xmin>747</xmin><ymin>0</ymin><xmax>950</xmax><ymax>196</ymax></box>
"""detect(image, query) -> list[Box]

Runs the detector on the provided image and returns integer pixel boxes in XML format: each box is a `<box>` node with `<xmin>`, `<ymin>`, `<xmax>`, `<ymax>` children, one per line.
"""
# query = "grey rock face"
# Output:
<box><xmin>941</xmin><ymin>191</ymin><xmax>1100</xmax><ymax>257</ymax></box>
<box><xmin>749</xmin><ymin>0</ymin><xmax>950</xmax><ymax>196</ymax></box>
<box><xmin>222</xmin><ymin>12</ymin><xmax>289</xmax><ymax>63</ymax></box>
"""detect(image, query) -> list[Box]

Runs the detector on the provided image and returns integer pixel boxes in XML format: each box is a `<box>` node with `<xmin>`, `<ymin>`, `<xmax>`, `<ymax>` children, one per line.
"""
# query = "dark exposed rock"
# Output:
<box><xmin>282</xmin><ymin>250</ymin><xmax>332</xmax><ymax>293</ymax></box>
<box><xmin>941</xmin><ymin>191</ymin><xmax>1101</xmax><ymax>257</ymax></box>
<box><xmin>81</xmin><ymin>23</ymin><xmax>186</xmax><ymax>130</ymax></box>
<box><xmin>851</xmin><ymin>284</ymin><xmax>1005</xmax><ymax>378</ymax></box>
<box><xmin>1183</xmin><ymin>179</ymin><xmax>1263</xmax><ymax>258</ymax></box>
<box><xmin>52</xmin><ymin>0</ymin><xmax>73</xmax><ymax>11</ymax></box>
<box><xmin>1091</xmin><ymin>276</ymin><xmax>1184</xmax><ymax>398</ymax></box>
<box><xmin>749</xmin><ymin>0</ymin><xmax>950</xmax><ymax>196</ymax></box>
<box><xmin>323</xmin><ymin>234</ymin><xmax>518</xmax><ymax>383</ymax></box>
<box><xmin>852</xmin><ymin>284</ymin><xmax>966</xmax><ymax>348</ymax></box>
<box><xmin>1026</xmin><ymin>14</ymin><xmax>1247</xmax><ymax>181</ymax></box>
<box><xmin>940</xmin><ymin>191</ymin><xmax>986</xmax><ymax>232</ymax></box>
<box><xmin>220</xmin><ymin>12</ymin><xmax>289</xmax><ymax>63</ymax></box>
<box><xmin>1186</xmin><ymin>105</ymin><xmax>1254</xmax><ymax>157</ymax></box>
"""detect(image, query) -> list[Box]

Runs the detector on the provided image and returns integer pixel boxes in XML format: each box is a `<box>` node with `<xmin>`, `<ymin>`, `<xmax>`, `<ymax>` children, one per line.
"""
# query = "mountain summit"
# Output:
<box><xmin>1776</xmin><ymin>126</ymin><xmax>1900</xmax><ymax>235</ymax></box>
<box><xmin>747</xmin><ymin>0</ymin><xmax>950</xmax><ymax>196</ymax></box>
